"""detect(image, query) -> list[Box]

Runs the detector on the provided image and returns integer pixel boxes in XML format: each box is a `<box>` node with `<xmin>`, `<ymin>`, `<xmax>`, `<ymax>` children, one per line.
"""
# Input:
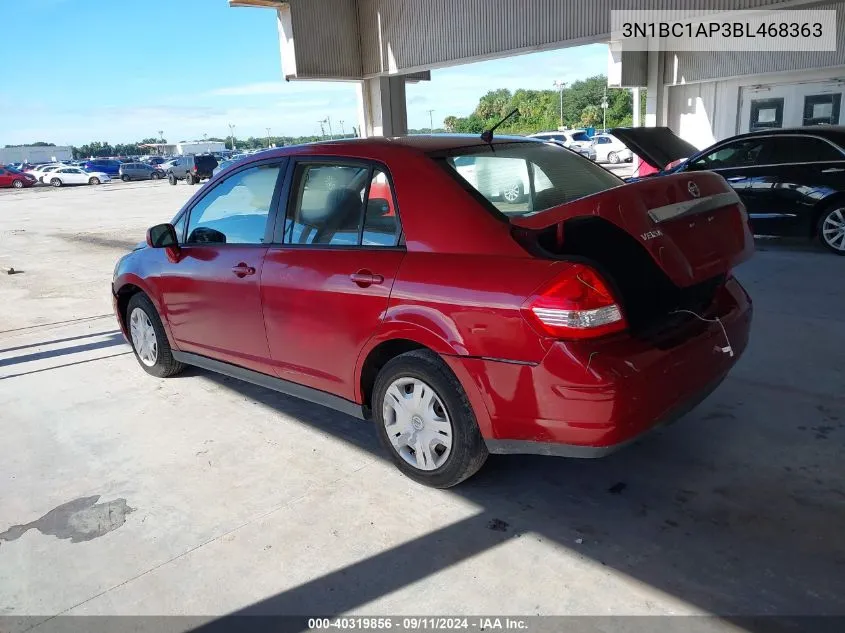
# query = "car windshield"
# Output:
<box><xmin>437</xmin><ymin>141</ymin><xmax>622</xmax><ymax>217</ymax></box>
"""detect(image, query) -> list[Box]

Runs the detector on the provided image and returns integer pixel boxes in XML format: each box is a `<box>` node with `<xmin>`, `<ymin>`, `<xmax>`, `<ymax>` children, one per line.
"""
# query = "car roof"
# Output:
<box><xmin>235</xmin><ymin>134</ymin><xmax>539</xmax><ymax>160</ymax></box>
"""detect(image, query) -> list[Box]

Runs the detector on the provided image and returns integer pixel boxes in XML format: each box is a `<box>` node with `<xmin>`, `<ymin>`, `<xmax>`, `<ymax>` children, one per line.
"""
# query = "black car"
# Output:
<box><xmin>166</xmin><ymin>154</ymin><xmax>219</xmax><ymax>186</ymax></box>
<box><xmin>612</xmin><ymin>126</ymin><xmax>845</xmax><ymax>255</ymax></box>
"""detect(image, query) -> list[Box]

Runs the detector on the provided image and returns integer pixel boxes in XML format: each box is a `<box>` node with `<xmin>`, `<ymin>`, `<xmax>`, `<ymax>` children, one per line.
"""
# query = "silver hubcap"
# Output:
<box><xmin>13</xmin><ymin>181</ymin><xmax>22</xmax><ymax>188</ymax></box>
<box><xmin>822</xmin><ymin>208</ymin><xmax>845</xmax><ymax>251</ymax></box>
<box><xmin>503</xmin><ymin>184</ymin><xmax>520</xmax><ymax>202</ymax></box>
<box><xmin>129</xmin><ymin>307</ymin><xmax>158</xmax><ymax>367</ymax></box>
<box><xmin>383</xmin><ymin>377</ymin><xmax>453</xmax><ymax>471</ymax></box>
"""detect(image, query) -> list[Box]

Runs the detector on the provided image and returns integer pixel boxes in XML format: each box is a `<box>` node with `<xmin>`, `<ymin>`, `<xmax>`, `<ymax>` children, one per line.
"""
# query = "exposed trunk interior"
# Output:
<box><xmin>521</xmin><ymin>218</ymin><xmax>726</xmax><ymax>346</ymax></box>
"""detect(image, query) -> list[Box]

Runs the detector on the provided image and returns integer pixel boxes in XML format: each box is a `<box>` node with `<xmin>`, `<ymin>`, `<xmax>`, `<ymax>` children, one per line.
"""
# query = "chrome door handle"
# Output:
<box><xmin>231</xmin><ymin>263</ymin><xmax>256</xmax><ymax>278</ymax></box>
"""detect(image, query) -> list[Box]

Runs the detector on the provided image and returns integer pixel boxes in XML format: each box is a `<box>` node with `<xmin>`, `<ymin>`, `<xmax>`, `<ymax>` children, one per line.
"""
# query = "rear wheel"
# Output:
<box><xmin>151</xmin><ymin>172</ymin><xmax>161</xmax><ymax>180</ymax></box>
<box><xmin>89</xmin><ymin>177</ymin><xmax>100</xmax><ymax>185</ymax></box>
<box><xmin>168</xmin><ymin>174</ymin><xmax>177</xmax><ymax>185</ymax></box>
<box><xmin>185</xmin><ymin>173</ymin><xmax>195</xmax><ymax>185</ymax></box>
<box><xmin>50</xmin><ymin>178</ymin><xmax>62</xmax><ymax>187</ymax></box>
<box><xmin>126</xmin><ymin>293</ymin><xmax>185</xmax><ymax>377</ymax></box>
<box><xmin>121</xmin><ymin>174</ymin><xmax>130</xmax><ymax>182</ymax></box>
<box><xmin>818</xmin><ymin>206</ymin><xmax>845</xmax><ymax>255</ymax></box>
<box><xmin>12</xmin><ymin>179</ymin><xmax>23</xmax><ymax>189</ymax></box>
<box><xmin>608</xmin><ymin>151</ymin><xmax>620</xmax><ymax>164</ymax></box>
<box><xmin>372</xmin><ymin>349</ymin><xmax>488</xmax><ymax>488</ymax></box>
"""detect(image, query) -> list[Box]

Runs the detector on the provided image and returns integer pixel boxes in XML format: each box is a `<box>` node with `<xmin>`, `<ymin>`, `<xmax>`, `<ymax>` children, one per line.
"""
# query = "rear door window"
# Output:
<box><xmin>284</xmin><ymin>162</ymin><xmax>401</xmax><ymax>247</ymax></box>
<box><xmin>768</xmin><ymin>136</ymin><xmax>844</xmax><ymax>164</ymax></box>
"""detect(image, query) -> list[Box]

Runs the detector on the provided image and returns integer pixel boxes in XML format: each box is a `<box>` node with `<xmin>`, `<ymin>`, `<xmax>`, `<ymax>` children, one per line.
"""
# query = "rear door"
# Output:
<box><xmin>260</xmin><ymin>159</ymin><xmax>406</xmax><ymax>401</ymax></box>
<box><xmin>753</xmin><ymin>134</ymin><xmax>845</xmax><ymax>237</ymax></box>
<box><xmin>0</xmin><ymin>169</ymin><xmax>12</xmax><ymax>187</ymax></box>
<box><xmin>158</xmin><ymin>159</ymin><xmax>286</xmax><ymax>373</ymax></box>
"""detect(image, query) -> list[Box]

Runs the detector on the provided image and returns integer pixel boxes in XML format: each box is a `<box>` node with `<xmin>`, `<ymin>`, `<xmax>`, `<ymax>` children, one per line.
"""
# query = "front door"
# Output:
<box><xmin>159</xmin><ymin>160</ymin><xmax>286</xmax><ymax>373</ymax></box>
<box><xmin>261</xmin><ymin>160</ymin><xmax>406</xmax><ymax>401</ymax></box>
<box><xmin>0</xmin><ymin>168</ymin><xmax>13</xmax><ymax>187</ymax></box>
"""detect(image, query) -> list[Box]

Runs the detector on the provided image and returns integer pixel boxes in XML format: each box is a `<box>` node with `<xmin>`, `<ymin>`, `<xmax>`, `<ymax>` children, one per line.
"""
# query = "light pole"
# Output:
<box><xmin>266</xmin><ymin>127</ymin><xmax>271</xmax><ymax>148</ymax></box>
<box><xmin>324</xmin><ymin>116</ymin><xmax>333</xmax><ymax>139</ymax></box>
<box><xmin>601</xmin><ymin>87</ymin><xmax>608</xmax><ymax>132</ymax></box>
<box><xmin>318</xmin><ymin>120</ymin><xmax>326</xmax><ymax>138</ymax></box>
<box><xmin>339</xmin><ymin>120</ymin><xmax>345</xmax><ymax>136</ymax></box>
<box><xmin>552</xmin><ymin>80</ymin><xmax>566</xmax><ymax>129</ymax></box>
<box><xmin>427</xmin><ymin>109</ymin><xmax>435</xmax><ymax>133</ymax></box>
<box><xmin>157</xmin><ymin>130</ymin><xmax>164</xmax><ymax>155</ymax></box>
<box><xmin>228</xmin><ymin>123</ymin><xmax>236</xmax><ymax>152</ymax></box>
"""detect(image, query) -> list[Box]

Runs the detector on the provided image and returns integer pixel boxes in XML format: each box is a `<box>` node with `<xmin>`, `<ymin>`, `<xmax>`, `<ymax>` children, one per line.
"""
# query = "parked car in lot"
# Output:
<box><xmin>0</xmin><ymin>165</ymin><xmax>38</xmax><ymax>188</ymax></box>
<box><xmin>119</xmin><ymin>162</ymin><xmax>165</xmax><ymax>181</ymax></box>
<box><xmin>613</xmin><ymin>126</ymin><xmax>845</xmax><ymax>254</ymax></box>
<box><xmin>166</xmin><ymin>154</ymin><xmax>218</xmax><ymax>185</ymax></box>
<box><xmin>113</xmin><ymin>135</ymin><xmax>753</xmax><ymax>487</ymax></box>
<box><xmin>591</xmin><ymin>133</ymin><xmax>633</xmax><ymax>164</ymax></box>
<box><xmin>45</xmin><ymin>166</ymin><xmax>110</xmax><ymax>187</ymax></box>
<box><xmin>142</xmin><ymin>156</ymin><xmax>168</xmax><ymax>168</ymax></box>
<box><xmin>31</xmin><ymin>164</ymin><xmax>65</xmax><ymax>182</ymax></box>
<box><xmin>530</xmin><ymin>129</ymin><xmax>593</xmax><ymax>152</ymax></box>
<box><xmin>83</xmin><ymin>158</ymin><xmax>122</xmax><ymax>177</ymax></box>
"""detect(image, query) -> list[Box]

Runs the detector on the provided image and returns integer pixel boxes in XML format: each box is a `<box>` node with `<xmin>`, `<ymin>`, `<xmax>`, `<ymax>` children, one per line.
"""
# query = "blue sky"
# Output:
<box><xmin>1</xmin><ymin>0</ymin><xmax>609</xmax><ymax>145</ymax></box>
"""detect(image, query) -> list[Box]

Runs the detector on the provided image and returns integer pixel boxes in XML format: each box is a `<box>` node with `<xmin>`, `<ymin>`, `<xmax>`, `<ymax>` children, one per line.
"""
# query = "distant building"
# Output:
<box><xmin>140</xmin><ymin>141</ymin><xmax>227</xmax><ymax>156</ymax></box>
<box><xmin>0</xmin><ymin>145</ymin><xmax>73</xmax><ymax>164</ymax></box>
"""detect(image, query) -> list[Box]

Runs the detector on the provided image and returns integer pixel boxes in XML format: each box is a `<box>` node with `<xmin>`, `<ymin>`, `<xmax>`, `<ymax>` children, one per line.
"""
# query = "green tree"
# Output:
<box><xmin>581</xmin><ymin>104</ymin><xmax>601</xmax><ymax>127</ymax></box>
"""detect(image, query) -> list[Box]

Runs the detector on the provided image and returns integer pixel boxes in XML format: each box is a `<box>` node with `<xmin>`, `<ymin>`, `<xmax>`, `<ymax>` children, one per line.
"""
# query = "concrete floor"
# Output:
<box><xmin>1</xmin><ymin>179</ymin><xmax>844</xmax><ymax>629</ymax></box>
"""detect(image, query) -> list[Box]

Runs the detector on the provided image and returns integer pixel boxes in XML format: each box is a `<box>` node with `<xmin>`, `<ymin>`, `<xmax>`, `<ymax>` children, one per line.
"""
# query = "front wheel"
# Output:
<box><xmin>121</xmin><ymin>174</ymin><xmax>130</xmax><ymax>182</ymax></box>
<box><xmin>372</xmin><ymin>349</ymin><xmax>488</xmax><ymax>488</ymax></box>
<box><xmin>50</xmin><ymin>178</ymin><xmax>62</xmax><ymax>187</ymax></box>
<box><xmin>151</xmin><ymin>172</ymin><xmax>161</xmax><ymax>180</ymax></box>
<box><xmin>608</xmin><ymin>151</ymin><xmax>620</xmax><ymax>164</ymax></box>
<box><xmin>168</xmin><ymin>174</ymin><xmax>177</xmax><ymax>185</ymax></box>
<box><xmin>185</xmin><ymin>173</ymin><xmax>195</xmax><ymax>185</ymax></box>
<box><xmin>12</xmin><ymin>179</ymin><xmax>23</xmax><ymax>189</ymax></box>
<box><xmin>126</xmin><ymin>293</ymin><xmax>185</xmax><ymax>377</ymax></box>
<box><xmin>818</xmin><ymin>206</ymin><xmax>845</xmax><ymax>255</ymax></box>
<box><xmin>89</xmin><ymin>177</ymin><xmax>100</xmax><ymax>185</ymax></box>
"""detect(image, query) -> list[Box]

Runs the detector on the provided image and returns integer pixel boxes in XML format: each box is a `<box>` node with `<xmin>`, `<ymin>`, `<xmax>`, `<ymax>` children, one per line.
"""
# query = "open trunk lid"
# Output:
<box><xmin>609</xmin><ymin>126</ymin><xmax>699</xmax><ymax>170</ymax></box>
<box><xmin>511</xmin><ymin>171</ymin><xmax>754</xmax><ymax>288</ymax></box>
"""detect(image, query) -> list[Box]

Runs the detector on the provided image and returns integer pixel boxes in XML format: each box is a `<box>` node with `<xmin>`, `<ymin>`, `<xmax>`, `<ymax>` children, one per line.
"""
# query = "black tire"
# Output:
<box><xmin>168</xmin><ymin>174</ymin><xmax>177</xmax><ymax>185</ymax></box>
<box><xmin>372</xmin><ymin>349</ymin><xmax>488</xmax><ymax>488</ymax></box>
<box><xmin>50</xmin><ymin>178</ymin><xmax>62</xmax><ymax>188</ymax></box>
<box><xmin>151</xmin><ymin>172</ymin><xmax>161</xmax><ymax>180</ymax></box>
<box><xmin>89</xmin><ymin>177</ymin><xmax>100</xmax><ymax>185</ymax></box>
<box><xmin>608</xmin><ymin>151</ymin><xmax>620</xmax><ymax>164</ymax></box>
<box><xmin>12</xmin><ymin>179</ymin><xmax>23</xmax><ymax>189</ymax></box>
<box><xmin>125</xmin><ymin>292</ymin><xmax>186</xmax><ymax>378</ymax></box>
<box><xmin>121</xmin><ymin>174</ymin><xmax>130</xmax><ymax>182</ymax></box>
<box><xmin>817</xmin><ymin>205</ymin><xmax>845</xmax><ymax>255</ymax></box>
<box><xmin>185</xmin><ymin>173</ymin><xmax>195</xmax><ymax>185</ymax></box>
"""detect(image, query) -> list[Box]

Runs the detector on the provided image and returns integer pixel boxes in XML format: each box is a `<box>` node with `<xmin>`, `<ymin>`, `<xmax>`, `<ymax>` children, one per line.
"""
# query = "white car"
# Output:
<box><xmin>44</xmin><ymin>166</ymin><xmax>111</xmax><ymax>187</ymax></box>
<box><xmin>26</xmin><ymin>164</ymin><xmax>67</xmax><ymax>182</ymax></box>
<box><xmin>453</xmin><ymin>155</ymin><xmax>553</xmax><ymax>204</ymax></box>
<box><xmin>591</xmin><ymin>133</ymin><xmax>633</xmax><ymax>164</ymax></box>
<box><xmin>529</xmin><ymin>129</ymin><xmax>593</xmax><ymax>151</ymax></box>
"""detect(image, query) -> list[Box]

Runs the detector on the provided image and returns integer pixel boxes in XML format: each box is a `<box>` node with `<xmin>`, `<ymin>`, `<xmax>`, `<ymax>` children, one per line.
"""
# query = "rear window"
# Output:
<box><xmin>437</xmin><ymin>141</ymin><xmax>622</xmax><ymax>217</ymax></box>
<box><xmin>570</xmin><ymin>131</ymin><xmax>590</xmax><ymax>142</ymax></box>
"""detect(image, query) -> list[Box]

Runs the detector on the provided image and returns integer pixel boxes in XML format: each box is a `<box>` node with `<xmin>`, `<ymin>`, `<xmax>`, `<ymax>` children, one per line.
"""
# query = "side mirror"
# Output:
<box><xmin>146</xmin><ymin>223</ymin><xmax>180</xmax><ymax>251</ymax></box>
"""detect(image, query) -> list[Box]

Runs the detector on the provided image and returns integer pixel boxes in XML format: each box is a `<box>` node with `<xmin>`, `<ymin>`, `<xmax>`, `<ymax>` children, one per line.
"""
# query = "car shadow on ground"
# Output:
<box><xmin>187</xmin><ymin>367</ymin><xmax>845</xmax><ymax>631</ymax></box>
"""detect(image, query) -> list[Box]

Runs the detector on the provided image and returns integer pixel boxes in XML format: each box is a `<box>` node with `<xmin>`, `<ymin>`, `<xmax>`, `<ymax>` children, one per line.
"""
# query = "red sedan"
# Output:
<box><xmin>112</xmin><ymin>135</ymin><xmax>754</xmax><ymax>487</ymax></box>
<box><xmin>0</xmin><ymin>165</ymin><xmax>37</xmax><ymax>188</ymax></box>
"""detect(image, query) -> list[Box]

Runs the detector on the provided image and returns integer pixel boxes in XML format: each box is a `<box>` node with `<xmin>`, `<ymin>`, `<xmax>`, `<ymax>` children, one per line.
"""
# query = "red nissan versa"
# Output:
<box><xmin>112</xmin><ymin>135</ymin><xmax>754</xmax><ymax>488</ymax></box>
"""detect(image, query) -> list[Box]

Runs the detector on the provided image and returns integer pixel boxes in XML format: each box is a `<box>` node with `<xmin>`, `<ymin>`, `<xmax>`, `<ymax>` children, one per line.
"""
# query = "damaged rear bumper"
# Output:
<box><xmin>447</xmin><ymin>276</ymin><xmax>752</xmax><ymax>456</ymax></box>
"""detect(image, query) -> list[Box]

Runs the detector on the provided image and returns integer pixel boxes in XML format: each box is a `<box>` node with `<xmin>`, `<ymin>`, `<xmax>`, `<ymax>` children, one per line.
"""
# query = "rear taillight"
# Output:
<box><xmin>522</xmin><ymin>264</ymin><xmax>626</xmax><ymax>339</ymax></box>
